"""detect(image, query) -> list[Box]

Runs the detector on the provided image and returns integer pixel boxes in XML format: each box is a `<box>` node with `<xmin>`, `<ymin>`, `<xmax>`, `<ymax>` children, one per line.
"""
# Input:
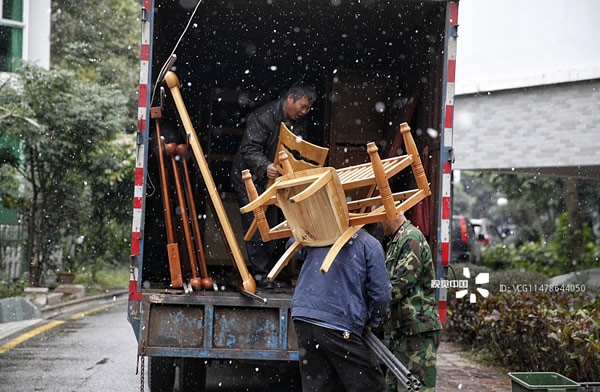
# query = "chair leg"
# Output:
<box><xmin>267</xmin><ymin>240</ymin><xmax>302</xmax><ymax>282</ymax></box>
<box><xmin>400</xmin><ymin>123</ymin><xmax>431</xmax><ymax>196</ymax></box>
<box><xmin>278</xmin><ymin>150</ymin><xmax>294</xmax><ymax>175</ymax></box>
<box><xmin>290</xmin><ymin>170</ymin><xmax>332</xmax><ymax>204</ymax></box>
<box><xmin>367</xmin><ymin>142</ymin><xmax>398</xmax><ymax>220</ymax></box>
<box><xmin>243</xmin><ymin>218</ymin><xmax>259</xmax><ymax>241</ymax></box>
<box><xmin>319</xmin><ymin>225</ymin><xmax>363</xmax><ymax>274</ymax></box>
<box><xmin>244</xmin><ymin>176</ymin><xmax>276</xmax><ymax>241</ymax></box>
<box><xmin>241</xmin><ymin>170</ymin><xmax>272</xmax><ymax>242</ymax></box>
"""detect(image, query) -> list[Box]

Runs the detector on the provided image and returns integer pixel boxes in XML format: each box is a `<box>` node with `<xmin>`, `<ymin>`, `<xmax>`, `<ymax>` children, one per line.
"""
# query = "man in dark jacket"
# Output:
<box><xmin>231</xmin><ymin>84</ymin><xmax>317</xmax><ymax>288</ymax></box>
<box><xmin>291</xmin><ymin>230</ymin><xmax>392</xmax><ymax>392</ymax></box>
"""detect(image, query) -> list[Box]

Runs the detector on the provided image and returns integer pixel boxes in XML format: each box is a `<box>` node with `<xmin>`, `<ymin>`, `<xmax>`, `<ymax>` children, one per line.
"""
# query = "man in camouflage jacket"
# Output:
<box><xmin>381</xmin><ymin>212</ymin><xmax>442</xmax><ymax>392</ymax></box>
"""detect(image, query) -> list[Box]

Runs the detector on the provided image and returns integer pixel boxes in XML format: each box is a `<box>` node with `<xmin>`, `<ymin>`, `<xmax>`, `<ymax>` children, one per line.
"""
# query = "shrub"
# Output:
<box><xmin>446</xmin><ymin>289</ymin><xmax>600</xmax><ymax>382</ymax></box>
<box><xmin>488</xmin><ymin>269</ymin><xmax>548</xmax><ymax>293</ymax></box>
<box><xmin>0</xmin><ymin>274</ymin><xmax>27</xmax><ymax>299</ymax></box>
<box><xmin>73</xmin><ymin>266</ymin><xmax>129</xmax><ymax>295</ymax></box>
<box><xmin>450</xmin><ymin>263</ymin><xmax>546</xmax><ymax>294</ymax></box>
<box><xmin>449</xmin><ymin>263</ymin><xmax>491</xmax><ymax>283</ymax></box>
<box><xmin>482</xmin><ymin>211</ymin><xmax>600</xmax><ymax>276</ymax></box>
<box><xmin>481</xmin><ymin>244</ymin><xmax>515</xmax><ymax>270</ymax></box>
<box><xmin>512</xmin><ymin>241</ymin><xmax>563</xmax><ymax>276</ymax></box>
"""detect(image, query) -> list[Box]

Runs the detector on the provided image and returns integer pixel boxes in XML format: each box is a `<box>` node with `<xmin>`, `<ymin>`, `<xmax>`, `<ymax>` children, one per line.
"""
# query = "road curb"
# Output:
<box><xmin>1</xmin><ymin>290</ymin><xmax>130</xmax><ymax>347</ymax></box>
<box><xmin>41</xmin><ymin>289</ymin><xmax>129</xmax><ymax>319</ymax></box>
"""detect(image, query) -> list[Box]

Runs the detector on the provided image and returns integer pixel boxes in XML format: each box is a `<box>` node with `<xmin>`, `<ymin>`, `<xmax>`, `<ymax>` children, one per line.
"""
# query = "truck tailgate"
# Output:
<box><xmin>139</xmin><ymin>291</ymin><xmax>298</xmax><ymax>361</ymax></box>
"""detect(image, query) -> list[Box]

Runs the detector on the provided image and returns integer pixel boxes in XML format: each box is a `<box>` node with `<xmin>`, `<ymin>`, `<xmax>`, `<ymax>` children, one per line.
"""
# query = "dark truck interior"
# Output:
<box><xmin>143</xmin><ymin>0</ymin><xmax>448</xmax><ymax>286</ymax></box>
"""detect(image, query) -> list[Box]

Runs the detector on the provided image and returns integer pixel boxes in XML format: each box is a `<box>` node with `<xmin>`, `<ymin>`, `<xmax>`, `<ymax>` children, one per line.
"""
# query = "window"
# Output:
<box><xmin>0</xmin><ymin>0</ymin><xmax>24</xmax><ymax>72</ymax></box>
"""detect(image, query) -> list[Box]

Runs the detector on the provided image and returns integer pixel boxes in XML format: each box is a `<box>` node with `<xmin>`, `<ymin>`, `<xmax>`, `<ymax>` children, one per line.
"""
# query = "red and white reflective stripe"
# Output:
<box><xmin>440</xmin><ymin>162</ymin><xmax>451</xmax><ymax>265</ymax></box>
<box><xmin>130</xmin><ymin>1</ymin><xmax>152</xmax><ymax>298</ymax></box>
<box><xmin>137</xmin><ymin>0</ymin><xmax>151</xmax><ymax>136</ymax></box>
<box><xmin>440</xmin><ymin>2</ymin><xmax>458</xmax><ymax>264</ymax></box>
<box><xmin>438</xmin><ymin>286</ymin><xmax>448</xmax><ymax>324</ymax></box>
<box><xmin>444</xmin><ymin>2</ymin><xmax>458</xmax><ymax>149</ymax></box>
<box><xmin>449</xmin><ymin>1</ymin><xmax>458</xmax><ymax>26</ymax></box>
<box><xmin>129</xmin><ymin>267</ymin><xmax>142</xmax><ymax>301</ymax></box>
<box><xmin>131</xmin><ymin>162</ymin><xmax>144</xmax><ymax>257</ymax></box>
<box><xmin>439</xmin><ymin>1</ymin><xmax>459</xmax><ymax>325</ymax></box>
<box><xmin>439</xmin><ymin>163</ymin><xmax>451</xmax><ymax>324</ymax></box>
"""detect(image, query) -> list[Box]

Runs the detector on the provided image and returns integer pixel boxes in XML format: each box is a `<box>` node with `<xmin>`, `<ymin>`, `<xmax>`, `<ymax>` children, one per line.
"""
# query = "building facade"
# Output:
<box><xmin>0</xmin><ymin>0</ymin><xmax>51</xmax><ymax>72</ymax></box>
<box><xmin>454</xmin><ymin>80</ymin><xmax>600</xmax><ymax>179</ymax></box>
<box><xmin>453</xmin><ymin>0</ymin><xmax>600</xmax><ymax>179</ymax></box>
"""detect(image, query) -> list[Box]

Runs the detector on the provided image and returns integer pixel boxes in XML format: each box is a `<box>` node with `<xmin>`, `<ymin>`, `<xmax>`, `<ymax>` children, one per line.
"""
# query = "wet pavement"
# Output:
<box><xmin>1</xmin><ymin>296</ymin><xmax>514</xmax><ymax>391</ymax></box>
<box><xmin>436</xmin><ymin>340</ymin><xmax>512</xmax><ymax>391</ymax></box>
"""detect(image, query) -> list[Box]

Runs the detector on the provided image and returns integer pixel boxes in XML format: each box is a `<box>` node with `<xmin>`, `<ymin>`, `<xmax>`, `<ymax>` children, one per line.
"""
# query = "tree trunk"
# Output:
<box><xmin>564</xmin><ymin>177</ymin><xmax>584</xmax><ymax>263</ymax></box>
<box><xmin>26</xmin><ymin>146</ymin><xmax>40</xmax><ymax>287</ymax></box>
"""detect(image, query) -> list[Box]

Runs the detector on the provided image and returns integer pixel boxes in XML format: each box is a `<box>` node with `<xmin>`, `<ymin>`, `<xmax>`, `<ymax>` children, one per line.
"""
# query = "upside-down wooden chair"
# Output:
<box><xmin>243</xmin><ymin>122</ymin><xmax>329</xmax><ymax>241</ymax></box>
<box><xmin>240</xmin><ymin>122</ymin><xmax>431</xmax><ymax>280</ymax></box>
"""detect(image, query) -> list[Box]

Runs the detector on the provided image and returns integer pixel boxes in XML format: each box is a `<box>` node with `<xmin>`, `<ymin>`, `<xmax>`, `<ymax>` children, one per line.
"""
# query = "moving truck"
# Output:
<box><xmin>128</xmin><ymin>0</ymin><xmax>459</xmax><ymax>390</ymax></box>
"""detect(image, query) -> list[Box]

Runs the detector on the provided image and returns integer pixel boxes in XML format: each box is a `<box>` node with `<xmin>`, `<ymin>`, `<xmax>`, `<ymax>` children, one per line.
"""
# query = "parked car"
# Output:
<box><xmin>451</xmin><ymin>215</ymin><xmax>482</xmax><ymax>263</ymax></box>
<box><xmin>470</xmin><ymin>218</ymin><xmax>503</xmax><ymax>246</ymax></box>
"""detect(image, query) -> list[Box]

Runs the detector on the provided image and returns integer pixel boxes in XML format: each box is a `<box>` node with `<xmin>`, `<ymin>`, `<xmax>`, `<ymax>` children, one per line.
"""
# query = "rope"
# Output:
<box><xmin>150</xmin><ymin>0</ymin><xmax>204</xmax><ymax>106</ymax></box>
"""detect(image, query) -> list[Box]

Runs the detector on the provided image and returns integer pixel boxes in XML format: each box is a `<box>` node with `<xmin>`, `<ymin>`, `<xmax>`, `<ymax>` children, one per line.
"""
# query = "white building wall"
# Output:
<box><xmin>25</xmin><ymin>0</ymin><xmax>51</xmax><ymax>69</ymax></box>
<box><xmin>453</xmin><ymin>80</ymin><xmax>600</xmax><ymax>178</ymax></box>
<box><xmin>453</xmin><ymin>0</ymin><xmax>600</xmax><ymax>177</ymax></box>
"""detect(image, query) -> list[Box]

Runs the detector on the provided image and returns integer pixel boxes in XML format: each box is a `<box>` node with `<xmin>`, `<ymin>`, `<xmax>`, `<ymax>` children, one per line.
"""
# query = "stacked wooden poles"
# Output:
<box><xmin>151</xmin><ymin>107</ymin><xmax>183</xmax><ymax>288</ymax></box>
<box><xmin>176</xmin><ymin>144</ymin><xmax>213</xmax><ymax>289</ymax></box>
<box><xmin>163</xmin><ymin>71</ymin><xmax>255</xmax><ymax>293</ymax></box>
<box><xmin>165</xmin><ymin>143</ymin><xmax>203</xmax><ymax>290</ymax></box>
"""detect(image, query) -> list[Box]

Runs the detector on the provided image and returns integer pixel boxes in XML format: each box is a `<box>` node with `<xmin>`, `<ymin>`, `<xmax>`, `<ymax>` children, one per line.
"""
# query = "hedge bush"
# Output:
<box><xmin>450</xmin><ymin>263</ymin><xmax>548</xmax><ymax>294</ymax></box>
<box><xmin>445</xmin><ymin>288</ymin><xmax>600</xmax><ymax>382</ymax></box>
<box><xmin>0</xmin><ymin>274</ymin><xmax>27</xmax><ymax>299</ymax></box>
<box><xmin>482</xmin><ymin>213</ymin><xmax>600</xmax><ymax>275</ymax></box>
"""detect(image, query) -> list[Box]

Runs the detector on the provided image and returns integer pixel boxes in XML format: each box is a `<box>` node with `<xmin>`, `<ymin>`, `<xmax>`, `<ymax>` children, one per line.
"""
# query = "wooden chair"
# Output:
<box><xmin>243</xmin><ymin>123</ymin><xmax>329</xmax><ymax>240</ymax></box>
<box><xmin>274</xmin><ymin>122</ymin><xmax>329</xmax><ymax>174</ymax></box>
<box><xmin>240</xmin><ymin>122</ymin><xmax>431</xmax><ymax>279</ymax></box>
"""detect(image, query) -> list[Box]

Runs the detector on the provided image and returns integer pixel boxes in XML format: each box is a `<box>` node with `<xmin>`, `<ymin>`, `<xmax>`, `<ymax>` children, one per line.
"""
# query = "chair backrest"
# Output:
<box><xmin>275</xmin><ymin>167</ymin><xmax>349</xmax><ymax>247</ymax></box>
<box><xmin>274</xmin><ymin>123</ymin><xmax>329</xmax><ymax>174</ymax></box>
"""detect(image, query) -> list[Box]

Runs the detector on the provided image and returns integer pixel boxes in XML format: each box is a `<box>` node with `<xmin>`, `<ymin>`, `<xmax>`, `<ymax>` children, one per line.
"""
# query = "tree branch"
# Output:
<box><xmin>0</xmin><ymin>109</ymin><xmax>17</xmax><ymax>121</ymax></box>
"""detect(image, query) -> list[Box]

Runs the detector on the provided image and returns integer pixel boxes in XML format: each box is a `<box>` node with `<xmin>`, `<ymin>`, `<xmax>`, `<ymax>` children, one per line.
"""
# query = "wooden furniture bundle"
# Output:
<box><xmin>243</xmin><ymin>123</ymin><xmax>329</xmax><ymax>241</ymax></box>
<box><xmin>240</xmin><ymin>122</ymin><xmax>431</xmax><ymax>280</ymax></box>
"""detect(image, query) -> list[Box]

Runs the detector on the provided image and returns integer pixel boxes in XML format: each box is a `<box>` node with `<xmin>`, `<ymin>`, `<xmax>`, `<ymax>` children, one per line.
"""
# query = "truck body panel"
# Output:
<box><xmin>139</xmin><ymin>291</ymin><xmax>297</xmax><ymax>361</ymax></box>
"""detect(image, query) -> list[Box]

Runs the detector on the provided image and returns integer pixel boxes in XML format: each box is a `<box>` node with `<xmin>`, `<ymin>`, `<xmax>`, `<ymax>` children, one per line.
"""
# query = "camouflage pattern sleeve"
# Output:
<box><xmin>387</xmin><ymin>238</ymin><xmax>423</xmax><ymax>302</ymax></box>
<box><xmin>384</xmin><ymin>222</ymin><xmax>442</xmax><ymax>337</ymax></box>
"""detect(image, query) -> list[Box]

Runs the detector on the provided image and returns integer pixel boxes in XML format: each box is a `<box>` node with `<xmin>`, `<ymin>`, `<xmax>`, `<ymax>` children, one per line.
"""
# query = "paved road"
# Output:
<box><xmin>0</xmin><ymin>298</ymin><xmax>512</xmax><ymax>391</ymax></box>
<box><xmin>0</xmin><ymin>301</ymin><xmax>300</xmax><ymax>392</ymax></box>
<box><xmin>0</xmin><ymin>301</ymin><xmax>140</xmax><ymax>392</ymax></box>
<box><xmin>437</xmin><ymin>341</ymin><xmax>512</xmax><ymax>392</ymax></box>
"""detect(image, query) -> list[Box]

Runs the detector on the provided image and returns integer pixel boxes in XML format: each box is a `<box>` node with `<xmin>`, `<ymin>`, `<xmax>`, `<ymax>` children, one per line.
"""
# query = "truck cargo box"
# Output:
<box><xmin>128</xmin><ymin>1</ymin><xmax>458</xmax><ymax>390</ymax></box>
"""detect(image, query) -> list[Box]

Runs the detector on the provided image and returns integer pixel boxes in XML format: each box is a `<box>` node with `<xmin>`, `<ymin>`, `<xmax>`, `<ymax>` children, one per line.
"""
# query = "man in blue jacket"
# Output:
<box><xmin>291</xmin><ymin>229</ymin><xmax>392</xmax><ymax>392</ymax></box>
